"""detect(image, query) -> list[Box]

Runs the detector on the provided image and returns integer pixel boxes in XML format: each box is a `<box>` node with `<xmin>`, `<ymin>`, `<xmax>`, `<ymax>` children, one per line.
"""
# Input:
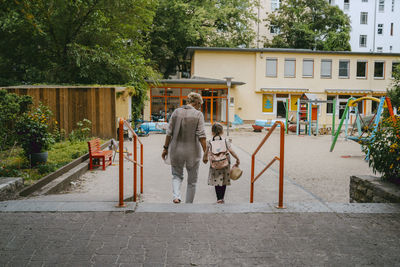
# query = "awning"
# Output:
<box><xmin>371</xmin><ymin>91</ymin><xmax>387</xmax><ymax>95</ymax></box>
<box><xmin>303</xmin><ymin>93</ymin><xmax>320</xmax><ymax>100</ymax></box>
<box><xmin>257</xmin><ymin>88</ymin><xmax>309</xmax><ymax>93</ymax></box>
<box><xmin>325</xmin><ymin>89</ymin><xmax>373</xmax><ymax>95</ymax></box>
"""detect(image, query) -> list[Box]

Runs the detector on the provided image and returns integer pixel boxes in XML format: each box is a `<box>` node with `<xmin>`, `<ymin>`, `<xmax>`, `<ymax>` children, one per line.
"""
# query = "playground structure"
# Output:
<box><xmin>294</xmin><ymin>95</ymin><xmax>336</xmax><ymax>136</ymax></box>
<box><xmin>330</xmin><ymin>96</ymin><xmax>396</xmax><ymax>158</ymax></box>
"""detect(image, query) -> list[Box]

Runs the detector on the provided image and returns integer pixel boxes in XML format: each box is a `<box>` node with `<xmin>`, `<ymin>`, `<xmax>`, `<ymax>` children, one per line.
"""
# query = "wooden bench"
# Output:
<box><xmin>88</xmin><ymin>138</ymin><xmax>113</xmax><ymax>170</ymax></box>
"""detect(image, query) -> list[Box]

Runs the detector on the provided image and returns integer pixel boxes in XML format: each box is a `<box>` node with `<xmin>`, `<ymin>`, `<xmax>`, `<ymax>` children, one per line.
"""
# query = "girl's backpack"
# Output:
<box><xmin>208</xmin><ymin>135</ymin><xmax>230</xmax><ymax>169</ymax></box>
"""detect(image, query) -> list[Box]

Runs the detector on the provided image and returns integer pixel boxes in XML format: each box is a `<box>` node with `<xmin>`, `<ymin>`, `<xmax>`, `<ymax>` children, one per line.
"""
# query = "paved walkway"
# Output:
<box><xmin>1</xmin><ymin>211</ymin><xmax>400</xmax><ymax>266</ymax></box>
<box><xmin>26</xmin><ymin>127</ymin><xmax>374</xmax><ymax>205</ymax></box>
<box><xmin>2</xmin><ymin>127</ymin><xmax>400</xmax><ymax>266</ymax></box>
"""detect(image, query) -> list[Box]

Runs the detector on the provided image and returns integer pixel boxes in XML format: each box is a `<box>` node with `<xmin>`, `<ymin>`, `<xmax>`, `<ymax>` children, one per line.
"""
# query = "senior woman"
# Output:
<box><xmin>161</xmin><ymin>92</ymin><xmax>207</xmax><ymax>203</ymax></box>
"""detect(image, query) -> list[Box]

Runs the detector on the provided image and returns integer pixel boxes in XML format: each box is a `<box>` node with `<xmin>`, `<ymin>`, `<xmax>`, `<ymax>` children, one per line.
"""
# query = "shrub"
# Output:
<box><xmin>15</xmin><ymin>103</ymin><xmax>55</xmax><ymax>155</ymax></box>
<box><xmin>362</xmin><ymin>117</ymin><xmax>400</xmax><ymax>181</ymax></box>
<box><xmin>68</xmin><ymin>119</ymin><xmax>92</xmax><ymax>142</ymax></box>
<box><xmin>0</xmin><ymin>90</ymin><xmax>33</xmax><ymax>151</ymax></box>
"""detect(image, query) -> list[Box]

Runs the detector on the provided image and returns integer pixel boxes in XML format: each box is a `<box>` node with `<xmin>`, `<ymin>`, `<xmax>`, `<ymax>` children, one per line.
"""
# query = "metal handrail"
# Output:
<box><xmin>117</xmin><ymin>118</ymin><xmax>144</xmax><ymax>207</ymax></box>
<box><xmin>250</xmin><ymin>121</ymin><xmax>285</xmax><ymax>208</ymax></box>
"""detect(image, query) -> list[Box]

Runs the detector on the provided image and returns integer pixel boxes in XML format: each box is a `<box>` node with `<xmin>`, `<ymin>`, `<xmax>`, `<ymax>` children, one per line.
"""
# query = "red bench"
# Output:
<box><xmin>88</xmin><ymin>138</ymin><xmax>113</xmax><ymax>170</ymax></box>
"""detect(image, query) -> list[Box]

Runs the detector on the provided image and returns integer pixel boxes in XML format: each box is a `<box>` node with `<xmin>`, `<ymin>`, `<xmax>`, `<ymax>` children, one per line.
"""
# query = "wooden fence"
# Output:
<box><xmin>4</xmin><ymin>86</ymin><xmax>117</xmax><ymax>138</ymax></box>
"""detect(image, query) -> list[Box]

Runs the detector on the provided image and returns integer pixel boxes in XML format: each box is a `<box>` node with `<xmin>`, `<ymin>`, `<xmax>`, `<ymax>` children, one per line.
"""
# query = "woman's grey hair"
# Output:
<box><xmin>187</xmin><ymin>92</ymin><xmax>203</xmax><ymax>105</ymax></box>
<box><xmin>212</xmin><ymin>122</ymin><xmax>224</xmax><ymax>136</ymax></box>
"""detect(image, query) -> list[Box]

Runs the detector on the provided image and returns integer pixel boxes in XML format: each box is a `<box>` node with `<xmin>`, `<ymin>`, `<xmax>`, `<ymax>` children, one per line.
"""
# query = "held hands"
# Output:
<box><xmin>202</xmin><ymin>154</ymin><xmax>208</xmax><ymax>164</ymax></box>
<box><xmin>161</xmin><ymin>149</ymin><xmax>168</xmax><ymax>160</ymax></box>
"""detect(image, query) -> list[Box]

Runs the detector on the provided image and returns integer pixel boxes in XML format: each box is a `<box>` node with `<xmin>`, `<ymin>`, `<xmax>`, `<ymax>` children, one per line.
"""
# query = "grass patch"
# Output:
<box><xmin>0</xmin><ymin>139</ymin><xmax>106</xmax><ymax>184</ymax></box>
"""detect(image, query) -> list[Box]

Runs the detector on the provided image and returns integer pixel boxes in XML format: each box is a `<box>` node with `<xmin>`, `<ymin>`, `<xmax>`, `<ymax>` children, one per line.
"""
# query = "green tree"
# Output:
<box><xmin>0</xmin><ymin>0</ymin><xmax>158</xmax><ymax>85</ymax></box>
<box><xmin>264</xmin><ymin>0</ymin><xmax>351</xmax><ymax>51</ymax></box>
<box><xmin>150</xmin><ymin>0</ymin><xmax>259</xmax><ymax>78</ymax></box>
<box><xmin>388</xmin><ymin>63</ymin><xmax>400</xmax><ymax>110</ymax></box>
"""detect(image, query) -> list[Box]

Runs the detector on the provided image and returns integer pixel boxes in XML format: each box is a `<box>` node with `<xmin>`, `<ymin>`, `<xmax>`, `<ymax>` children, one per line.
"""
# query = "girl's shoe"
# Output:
<box><xmin>173</xmin><ymin>199</ymin><xmax>181</xmax><ymax>204</ymax></box>
<box><xmin>216</xmin><ymin>199</ymin><xmax>224</xmax><ymax>204</ymax></box>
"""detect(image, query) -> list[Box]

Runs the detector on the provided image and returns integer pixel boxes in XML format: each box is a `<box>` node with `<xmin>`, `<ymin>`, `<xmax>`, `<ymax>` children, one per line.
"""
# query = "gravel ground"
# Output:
<box><xmin>229</xmin><ymin>126</ymin><xmax>376</xmax><ymax>203</ymax></box>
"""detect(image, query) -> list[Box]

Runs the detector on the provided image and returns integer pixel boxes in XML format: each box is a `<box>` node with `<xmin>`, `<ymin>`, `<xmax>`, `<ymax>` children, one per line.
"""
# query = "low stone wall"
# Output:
<box><xmin>0</xmin><ymin>178</ymin><xmax>24</xmax><ymax>201</ymax></box>
<box><xmin>350</xmin><ymin>175</ymin><xmax>400</xmax><ymax>203</ymax></box>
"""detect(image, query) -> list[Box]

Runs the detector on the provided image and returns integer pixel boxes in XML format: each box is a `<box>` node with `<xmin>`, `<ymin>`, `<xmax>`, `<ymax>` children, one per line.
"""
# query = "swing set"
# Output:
<box><xmin>329</xmin><ymin>96</ymin><xmax>396</xmax><ymax>159</ymax></box>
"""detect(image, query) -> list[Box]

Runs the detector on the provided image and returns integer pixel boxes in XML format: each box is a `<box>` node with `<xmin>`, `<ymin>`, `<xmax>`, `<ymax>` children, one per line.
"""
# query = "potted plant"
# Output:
<box><xmin>16</xmin><ymin>103</ymin><xmax>55</xmax><ymax>166</ymax></box>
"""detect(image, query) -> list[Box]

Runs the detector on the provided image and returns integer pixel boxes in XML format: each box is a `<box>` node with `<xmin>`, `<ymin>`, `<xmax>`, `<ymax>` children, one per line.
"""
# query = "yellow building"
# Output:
<box><xmin>185</xmin><ymin>47</ymin><xmax>400</xmax><ymax>126</ymax></box>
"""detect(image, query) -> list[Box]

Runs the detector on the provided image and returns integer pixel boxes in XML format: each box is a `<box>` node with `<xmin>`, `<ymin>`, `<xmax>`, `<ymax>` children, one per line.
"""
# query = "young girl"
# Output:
<box><xmin>203</xmin><ymin>123</ymin><xmax>240</xmax><ymax>204</ymax></box>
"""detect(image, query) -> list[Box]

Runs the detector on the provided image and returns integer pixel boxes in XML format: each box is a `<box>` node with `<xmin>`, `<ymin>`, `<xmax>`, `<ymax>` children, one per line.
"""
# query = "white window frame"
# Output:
<box><xmin>374</xmin><ymin>61</ymin><xmax>385</xmax><ymax>79</ymax></box>
<box><xmin>326</xmin><ymin>95</ymin><xmax>337</xmax><ymax>115</ymax></box>
<box><xmin>356</xmin><ymin>60</ymin><xmax>368</xmax><ymax>78</ymax></box>
<box><xmin>360</xmin><ymin>12</ymin><xmax>368</xmax><ymax>24</ymax></box>
<box><xmin>359</xmin><ymin>35</ymin><xmax>367</xmax><ymax>47</ymax></box>
<box><xmin>344</xmin><ymin>0</ymin><xmax>350</xmax><ymax>11</ymax></box>
<box><xmin>302</xmin><ymin>59</ymin><xmax>314</xmax><ymax>77</ymax></box>
<box><xmin>321</xmin><ymin>59</ymin><xmax>332</xmax><ymax>78</ymax></box>
<box><xmin>379</xmin><ymin>0</ymin><xmax>385</xmax><ymax>12</ymax></box>
<box><xmin>339</xmin><ymin>60</ymin><xmax>350</xmax><ymax>78</ymax></box>
<box><xmin>377</xmin><ymin>24</ymin><xmax>384</xmax><ymax>35</ymax></box>
<box><xmin>266</xmin><ymin>58</ymin><xmax>278</xmax><ymax>77</ymax></box>
<box><xmin>284</xmin><ymin>59</ymin><xmax>296</xmax><ymax>78</ymax></box>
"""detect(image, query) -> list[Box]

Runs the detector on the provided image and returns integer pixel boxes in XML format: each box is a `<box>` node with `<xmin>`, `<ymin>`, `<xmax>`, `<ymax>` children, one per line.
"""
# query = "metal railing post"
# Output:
<box><xmin>250</xmin><ymin>155</ymin><xmax>255</xmax><ymax>203</ymax></box>
<box><xmin>250</xmin><ymin>121</ymin><xmax>285</xmax><ymax>207</ymax></box>
<box><xmin>117</xmin><ymin>119</ymin><xmax>125</xmax><ymax>207</ymax></box>
<box><xmin>277</xmin><ymin>122</ymin><xmax>285</xmax><ymax>209</ymax></box>
<box><xmin>133</xmin><ymin>134</ymin><xmax>137</xmax><ymax>202</ymax></box>
<box><xmin>140</xmin><ymin>143</ymin><xmax>143</xmax><ymax>194</ymax></box>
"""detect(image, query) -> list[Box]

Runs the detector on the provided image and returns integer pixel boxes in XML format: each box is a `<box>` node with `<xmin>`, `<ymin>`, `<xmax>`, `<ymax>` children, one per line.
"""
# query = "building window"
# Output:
<box><xmin>377</xmin><ymin>47</ymin><xmax>383</xmax><ymax>52</ymax></box>
<box><xmin>360</xmin><ymin>12</ymin><xmax>368</xmax><ymax>24</ymax></box>
<box><xmin>266</xmin><ymin>58</ymin><xmax>277</xmax><ymax>77</ymax></box>
<box><xmin>390</xmin><ymin>23</ymin><xmax>393</xmax><ymax>36</ymax></box>
<box><xmin>344</xmin><ymin>0</ymin><xmax>350</xmax><ymax>11</ymax></box>
<box><xmin>392</xmin><ymin>0</ymin><xmax>394</xmax><ymax>11</ymax></box>
<box><xmin>362</xmin><ymin>0</ymin><xmax>368</xmax><ymax>2</ymax></box>
<box><xmin>374</xmin><ymin>61</ymin><xmax>385</xmax><ymax>78</ymax></box>
<box><xmin>379</xmin><ymin>0</ymin><xmax>385</xmax><ymax>12</ymax></box>
<box><xmin>262</xmin><ymin>94</ymin><xmax>274</xmax><ymax>113</ymax></box>
<box><xmin>359</xmin><ymin>35</ymin><xmax>367</xmax><ymax>47</ymax></box>
<box><xmin>377</xmin><ymin>24</ymin><xmax>383</xmax><ymax>35</ymax></box>
<box><xmin>357</xmin><ymin>61</ymin><xmax>367</xmax><ymax>78</ymax></box>
<box><xmin>329</xmin><ymin>0</ymin><xmax>335</xmax><ymax>4</ymax></box>
<box><xmin>302</xmin><ymin>59</ymin><xmax>314</xmax><ymax>77</ymax></box>
<box><xmin>326</xmin><ymin>95</ymin><xmax>336</xmax><ymax>114</ymax></box>
<box><xmin>271</xmin><ymin>0</ymin><xmax>280</xmax><ymax>11</ymax></box>
<box><xmin>321</xmin><ymin>59</ymin><xmax>332</xmax><ymax>78</ymax></box>
<box><xmin>284</xmin><ymin>59</ymin><xmax>296</xmax><ymax>77</ymax></box>
<box><xmin>339</xmin><ymin>60</ymin><xmax>350</xmax><ymax>78</ymax></box>
<box><xmin>270</xmin><ymin>26</ymin><xmax>280</xmax><ymax>34</ymax></box>
<box><xmin>392</xmin><ymin>62</ymin><xmax>400</xmax><ymax>78</ymax></box>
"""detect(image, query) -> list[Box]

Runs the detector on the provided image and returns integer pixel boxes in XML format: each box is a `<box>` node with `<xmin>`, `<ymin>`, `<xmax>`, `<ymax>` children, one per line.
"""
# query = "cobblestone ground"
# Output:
<box><xmin>1</xmin><ymin>212</ymin><xmax>400</xmax><ymax>266</ymax></box>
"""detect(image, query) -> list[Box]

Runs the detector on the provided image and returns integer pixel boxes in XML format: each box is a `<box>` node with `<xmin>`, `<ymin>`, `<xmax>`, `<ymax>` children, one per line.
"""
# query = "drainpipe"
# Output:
<box><xmin>373</xmin><ymin>0</ymin><xmax>377</xmax><ymax>52</ymax></box>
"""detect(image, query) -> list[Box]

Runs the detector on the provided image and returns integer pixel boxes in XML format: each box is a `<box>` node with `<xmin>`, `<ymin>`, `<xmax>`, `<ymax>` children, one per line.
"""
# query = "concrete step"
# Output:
<box><xmin>1</xmin><ymin>200</ymin><xmax>399</xmax><ymax>214</ymax></box>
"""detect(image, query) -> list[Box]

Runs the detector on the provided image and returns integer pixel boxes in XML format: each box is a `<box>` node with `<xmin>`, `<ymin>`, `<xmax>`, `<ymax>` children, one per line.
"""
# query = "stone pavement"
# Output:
<box><xmin>1</xmin><ymin>211</ymin><xmax>400</xmax><ymax>266</ymax></box>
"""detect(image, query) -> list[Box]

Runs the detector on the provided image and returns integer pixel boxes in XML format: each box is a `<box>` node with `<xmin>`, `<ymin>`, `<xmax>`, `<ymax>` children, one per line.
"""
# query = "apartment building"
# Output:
<box><xmin>256</xmin><ymin>0</ymin><xmax>400</xmax><ymax>53</ymax></box>
<box><xmin>330</xmin><ymin>0</ymin><xmax>399</xmax><ymax>53</ymax></box>
<box><xmin>183</xmin><ymin>47</ymin><xmax>399</xmax><ymax>126</ymax></box>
